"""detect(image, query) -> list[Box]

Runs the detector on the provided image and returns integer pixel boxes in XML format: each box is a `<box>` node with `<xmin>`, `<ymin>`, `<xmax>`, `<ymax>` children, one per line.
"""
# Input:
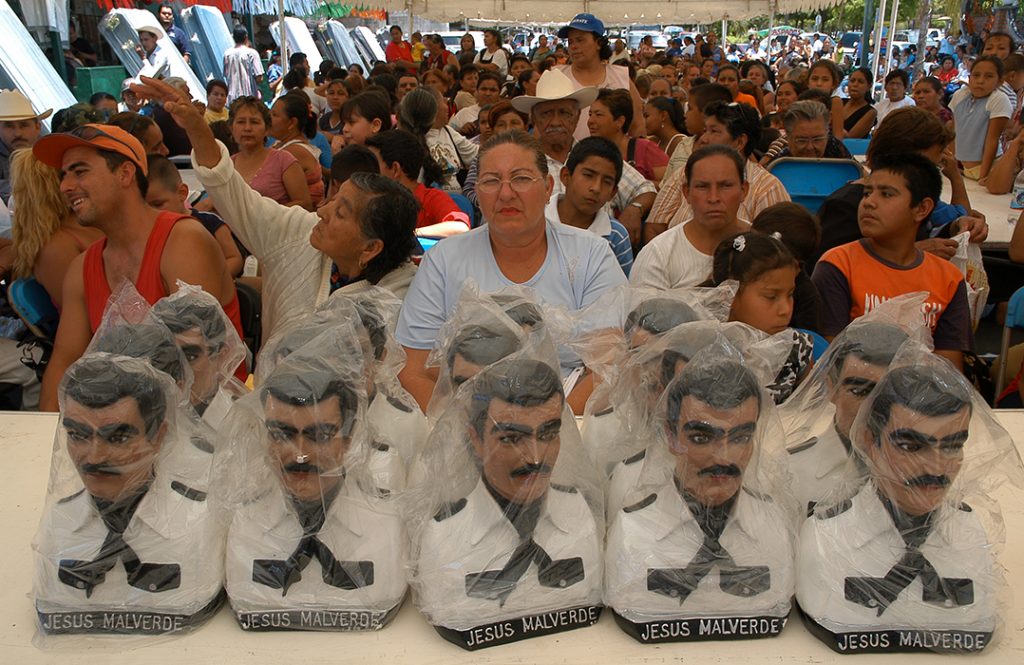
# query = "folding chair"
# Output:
<box><xmin>7</xmin><ymin>278</ymin><xmax>58</xmax><ymax>340</ymax></box>
<box><xmin>995</xmin><ymin>286</ymin><xmax>1024</xmax><ymax>399</ymax></box>
<box><xmin>766</xmin><ymin>158</ymin><xmax>865</xmax><ymax>214</ymax></box>
<box><xmin>842</xmin><ymin>138</ymin><xmax>870</xmax><ymax>156</ymax></box>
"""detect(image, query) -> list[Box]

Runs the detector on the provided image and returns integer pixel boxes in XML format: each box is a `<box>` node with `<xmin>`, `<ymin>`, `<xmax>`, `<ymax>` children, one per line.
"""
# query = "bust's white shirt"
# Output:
<box><xmin>605</xmin><ymin>479</ymin><xmax>794</xmax><ymax>623</ymax></box>
<box><xmin>797</xmin><ymin>482</ymin><xmax>996</xmax><ymax>634</ymax></box>
<box><xmin>34</xmin><ymin>471</ymin><xmax>224</xmax><ymax>616</ymax></box>
<box><xmin>414</xmin><ymin>478</ymin><xmax>602</xmax><ymax>630</ymax></box>
<box><xmin>226</xmin><ymin>478</ymin><xmax>407</xmax><ymax>614</ymax></box>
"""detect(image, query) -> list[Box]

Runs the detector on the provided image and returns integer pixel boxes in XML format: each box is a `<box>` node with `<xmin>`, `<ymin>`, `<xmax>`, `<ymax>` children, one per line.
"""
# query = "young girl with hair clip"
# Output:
<box><xmin>707</xmin><ymin>230</ymin><xmax>814</xmax><ymax>403</ymax></box>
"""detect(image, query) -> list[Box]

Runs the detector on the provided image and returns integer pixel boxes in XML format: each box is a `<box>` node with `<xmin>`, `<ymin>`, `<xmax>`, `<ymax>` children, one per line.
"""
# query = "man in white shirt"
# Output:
<box><xmin>414</xmin><ymin>358</ymin><xmax>602</xmax><ymax>649</ymax></box>
<box><xmin>798</xmin><ymin>364</ymin><xmax>996</xmax><ymax>654</ymax></box>
<box><xmin>874</xmin><ymin>69</ymin><xmax>916</xmax><ymax>126</ymax></box>
<box><xmin>223</xmin><ymin>26</ymin><xmax>265</xmax><ymax>102</ymax></box>
<box><xmin>136</xmin><ymin>23</ymin><xmax>170</xmax><ymax>77</ymax></box>
<box><xmin>34</xmin><ymin>355</ymin><xmax>224</xmax><ymax>635</ymax></box>
<box><xmin>224</xmin><ymin>356</ymin><xmax>407</xmax><ymax>631</ymax></box>
<box><xmin>786</xmin><ymin>322</ymin><xmax>910</xmax><ymax>513</ymax></box>
<box><xmin>631</xmin><ymin>145</ymin><xmax>749</xmax><ymax>290</ymax></box>
<box><xmin>605</xmin><ymin>357</ymin><xmax>794</xmax><ymax>643</ymax></box>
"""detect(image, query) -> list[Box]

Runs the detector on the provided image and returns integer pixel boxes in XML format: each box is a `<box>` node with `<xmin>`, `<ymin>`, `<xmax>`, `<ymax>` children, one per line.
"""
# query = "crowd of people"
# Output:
<box><xmin>3</xmin><ymin>8</ymin><xmax>1024</xmax><ymax>653</ymax></box>
<box><xmin>0</xmin><ymin>10</ymin><xmax>1022</xmax><ymax>416</ymax></box>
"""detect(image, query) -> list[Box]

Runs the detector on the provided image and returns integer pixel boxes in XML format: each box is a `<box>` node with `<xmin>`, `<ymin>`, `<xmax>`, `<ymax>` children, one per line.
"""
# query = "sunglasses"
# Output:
<box><xmin>69</xmin><ymin>124</ymin><xmax>142</xmax><ymax>160</ymax></box>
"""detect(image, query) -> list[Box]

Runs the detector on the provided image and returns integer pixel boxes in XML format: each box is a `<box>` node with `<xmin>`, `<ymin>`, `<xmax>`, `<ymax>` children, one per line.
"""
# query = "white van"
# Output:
<box><xmin>438</xmin><ymin>31</ymin><xmax>485</xmax><ymax>55</ymax></box>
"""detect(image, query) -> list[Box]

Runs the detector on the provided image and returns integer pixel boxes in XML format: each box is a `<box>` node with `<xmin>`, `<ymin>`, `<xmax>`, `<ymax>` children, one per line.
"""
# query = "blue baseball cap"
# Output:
<box><xmin>558</xmin><ymin>13</ymin><xmax>605</xmax><ymax>38</ymax></box>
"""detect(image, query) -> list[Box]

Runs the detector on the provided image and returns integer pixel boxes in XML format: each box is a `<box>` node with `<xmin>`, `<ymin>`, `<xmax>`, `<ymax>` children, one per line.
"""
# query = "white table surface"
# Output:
<box><xmin>945</xmin><ymin>177</ymin><xmax>1017</xmax><ymax>247</ymax></box>
<box><xmin>3</xmin><ymin>411</ymin><xmax>1023</xmax><ymax>663</ymax></box>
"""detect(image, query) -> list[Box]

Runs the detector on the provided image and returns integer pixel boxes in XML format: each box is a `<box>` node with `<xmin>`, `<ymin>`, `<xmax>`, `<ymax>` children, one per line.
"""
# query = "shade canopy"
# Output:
<box><xmin>377</xmin><ymin>0</ymin><xmax>843</xmax><ymax>25</ymax></box>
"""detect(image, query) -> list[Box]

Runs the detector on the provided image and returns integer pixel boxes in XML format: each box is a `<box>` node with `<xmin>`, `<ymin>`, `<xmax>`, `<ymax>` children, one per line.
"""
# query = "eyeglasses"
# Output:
<box><xmin>476</xmin><ymin>174</ymin><xmax>543</xmax><ymax>194</ymax></box>
<box><xmin>69</xmin><ymin>124</ymin><xmax>141</xmax><ymax>159</ymax></box>
<box><xmin>791</xmin><ymin>136</ymin><xmax>828</xmax><ymax>148</ymax></box>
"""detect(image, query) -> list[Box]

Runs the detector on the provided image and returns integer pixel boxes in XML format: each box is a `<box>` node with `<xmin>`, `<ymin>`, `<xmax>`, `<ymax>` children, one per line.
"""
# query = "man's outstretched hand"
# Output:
<box><xmin>131</xmin><ymin>76</ymin><xmax>221</xmax><ymax>168</ymax></box>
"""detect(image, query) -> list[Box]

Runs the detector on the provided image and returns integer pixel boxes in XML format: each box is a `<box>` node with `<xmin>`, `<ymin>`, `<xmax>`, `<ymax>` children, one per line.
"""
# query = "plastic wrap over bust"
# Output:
<box><xmin>215</xmin><ymin>320</ymin><xmax>408</xmax><ymax>631</ymax></box>
<box><xmin>32</xmin><ymin>353</ymin><xmax>225</xmax><ymax>643</ymax></box>
<box><xmin>406</xmin><ymin>342</ymin><xmax>604</xmax><ymax>649</ymax></box>
<box><xmin>258</xmin><ymin>286</ymin><xmax>424</xmax><ymax>476</ymax></box>
<box><xmin>779</xmin><ymin>293</ymin><xmax>933</xmax><ymax>515</ymax></box>
<box><xmin>424</xmin><ymin>282</ymin><xmax>561</xmax><ymax>423</ymax></box>
<box><xmin>796</xmin><ymin>342</ymin><xmax>1024</xmax><ymax>654</ymax></box>
<box><xmin>570</xmin><ymin>283</ymin><xmax>737</xmax><ymax>475</ymax></box>
<box><xmin>603</xmin><ymin>337</ymin><xmax>800</xmax><ymax>643</ymax></box>
<box><xmin>598</xmin><ymin>318</ymin><xmax>796</xmax><ymax>485</ymax></box>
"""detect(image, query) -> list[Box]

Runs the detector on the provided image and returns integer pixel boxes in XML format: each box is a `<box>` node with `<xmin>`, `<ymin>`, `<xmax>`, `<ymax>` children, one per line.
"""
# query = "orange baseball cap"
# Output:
<box><xmin>33</xmin><ymin>123</ymin><xmax>148</xmax><ymax>176</ymax></box>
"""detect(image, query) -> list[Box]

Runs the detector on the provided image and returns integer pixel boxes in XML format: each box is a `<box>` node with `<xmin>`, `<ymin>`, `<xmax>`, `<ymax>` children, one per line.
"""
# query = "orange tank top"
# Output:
<box><xmin>83</xmin><ymin>211</ymin><xmax>246</xmax><ymax>379</ymax></box>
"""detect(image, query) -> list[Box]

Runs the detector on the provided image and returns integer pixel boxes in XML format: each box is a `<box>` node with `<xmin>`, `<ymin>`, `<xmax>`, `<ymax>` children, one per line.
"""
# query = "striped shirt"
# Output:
<box><xmin>546</xmin><ymin>196</ymin><xmax>634</xmax><ymax>276</ymax></box>
<box><xmin>648</xmin><ymin>159</ymin><xmax>790</xmax><ymax>229</ymax></box>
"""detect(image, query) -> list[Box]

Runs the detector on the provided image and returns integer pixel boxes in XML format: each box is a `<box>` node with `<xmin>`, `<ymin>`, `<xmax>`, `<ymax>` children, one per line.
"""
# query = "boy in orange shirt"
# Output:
<box><xmin>812</xmin><ymin>153</ymin><xmax>973</xmax><ymax>370</ymax></box>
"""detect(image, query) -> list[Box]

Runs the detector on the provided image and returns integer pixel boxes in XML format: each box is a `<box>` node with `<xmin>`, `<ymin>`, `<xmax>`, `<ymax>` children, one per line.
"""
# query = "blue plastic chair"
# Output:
<box><xmin>766</xmin><ymin>158</ymin><xmax>865</xmax><ymax>214</ymax></box>
<box><xmin>447</xmin><ymin>191</ymin><xmax>476</xmax><ymax>227</ymax></box>
<box><xmin>995</xmin><ymin>286</ymin><xmax>1024</xmax><ymax>399</ymax></box>
<box><xmin>7</xmin><ymin>278</ymin><xmax>58</xmax><ymax>340</ymax></box>
<box><xmin>842</xmin><ymin>138</ymin><xmax>870</xmax><ymax>156</ymax></box>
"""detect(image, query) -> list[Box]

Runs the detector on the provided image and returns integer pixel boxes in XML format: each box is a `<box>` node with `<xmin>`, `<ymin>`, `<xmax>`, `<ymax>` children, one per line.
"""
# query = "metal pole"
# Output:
<box><xmin>408</xmin><ymin>0</ymin><xmax>414</xmax><ymax>36</ymax></box>
<box><xmin>871</xmin><ymin>0</ymin><xmax>887</xmax><ymax>91</ymax></box>
<box><xmin>860</xmin><ymin>0</ymin><xmax>874</xmax><ymax>67</ymax></box>
<box><xmin>767</xmin><ymin>3</ymin><xmax>775</xmax><ymax>61</ymax></box>
<box><xmin>279</xmin><ymin>0</ymin><xmax>288</xmax><ymax>76</ymax></box>
<box><xmin>883</xmin><ymin>0</ymin><xmax>900</xmax><ymax>83</ymax></box>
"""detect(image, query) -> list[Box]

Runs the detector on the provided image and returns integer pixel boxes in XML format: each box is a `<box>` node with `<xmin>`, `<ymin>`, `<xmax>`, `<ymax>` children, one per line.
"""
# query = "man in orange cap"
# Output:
<box><xmin>33</xmin><ymin>123</ymin><xmax>243</xmax><ymax>410</ymax></box>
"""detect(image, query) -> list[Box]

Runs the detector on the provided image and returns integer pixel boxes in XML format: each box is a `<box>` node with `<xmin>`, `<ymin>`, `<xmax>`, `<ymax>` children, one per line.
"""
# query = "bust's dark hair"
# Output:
<box><xmin>666</xmin><ymin>359</ymin><xmax>761</xmax><ymax>434</ymax></box>
<box><xmin>447</xmin><ymin>324</ymin><xmax>520</xmax><ymax>375</ymax></box>
<box><xmin>828</xmin><ymin>323</ymin><xmax>909</xmax><ymax>382</ymax></box>
<box><xmin>261</xmin><ymin>361</ymin><xmax>360</xmax><ymax>436</ymax></box>
<box><xmin>865</xmin><ymin>365</ymin><xmax>972</xmax><ymax>445</ymax></box>
<box><xmin>152</xmin><ymin>297</ymin><xmax>228</xmax><ymax>352</ymax></box>
<box><xmin>469</xmin><ymin>359</ymin><xmax>563</xmax><ymax>436</ymax></box>
<box><xmin>93</xmin><ymin>323</ymin><xmax>184</xmax><ymax>382</ymax></box>
<box><xmin>624</xmin><ymin>298</ymin><xmax>699</xmax><ymax>337</ymax></box>
<box><xmin>64</xmin><ymin>355</ymin><xmax>168</xmax><ymax>440</ymax></box>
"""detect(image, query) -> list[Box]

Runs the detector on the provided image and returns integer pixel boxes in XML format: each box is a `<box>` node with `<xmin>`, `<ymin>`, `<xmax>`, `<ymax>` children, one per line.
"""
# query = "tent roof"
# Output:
<box><xmin>380</xmin><ymin>0</ymin><xmax>843</xmax><ymax>25</ymax></box>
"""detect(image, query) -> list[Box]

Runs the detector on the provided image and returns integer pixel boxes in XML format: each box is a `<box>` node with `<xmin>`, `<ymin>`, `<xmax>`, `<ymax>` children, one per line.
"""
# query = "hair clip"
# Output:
<box><xmin>733</xmin><ymin>236</ymin><xmax>746</xmax><ymax>252</ymax></box>
<box><xmin>770</xmin><ymin>231</ymin><xmax>783</xmax><ymax>241</ymax></box>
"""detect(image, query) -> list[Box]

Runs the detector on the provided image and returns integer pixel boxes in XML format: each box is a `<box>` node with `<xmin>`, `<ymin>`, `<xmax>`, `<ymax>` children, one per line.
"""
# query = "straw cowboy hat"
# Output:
<box><xmin>0</xmin><ymin>89</ymin><xmax>52</xmax><ymax>122</ymax></box>
<box><xmin>511</xmin><ymin>69</ymin><xmax>599</xmax><ymax>115</ymax></box>
<box><xmin>136</xmin><ymin>22</ymin><xmax>167</xmax><ymax>40</ymax></box>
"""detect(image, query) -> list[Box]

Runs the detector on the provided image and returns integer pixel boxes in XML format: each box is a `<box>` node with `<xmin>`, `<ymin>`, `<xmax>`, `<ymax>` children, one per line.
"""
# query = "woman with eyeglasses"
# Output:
<box><xmin>228</xmin><ymin>96</ymin><xmax>312</xmax><ymax>210</ymax></box>
<box><xmin>392</xmin><ymin>130</ymin><xmax>627</xmax><ymax>412</ymax></box>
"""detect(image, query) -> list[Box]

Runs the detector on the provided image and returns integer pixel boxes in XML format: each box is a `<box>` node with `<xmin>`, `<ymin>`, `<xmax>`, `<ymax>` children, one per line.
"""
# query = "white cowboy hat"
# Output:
<box><xmin>0</xmin><ymin>89</ymin><xmax>52</xmax><ymax>122</ymax></box>
<box><xmin>511</xmin><ymin>69</ymin><xmax>599</xmax><ymax>115</ymax></box>
<box><xmin>136</xmin><ymin>22</ymin><xmax>167</xmax><ymax>40</ymax></box>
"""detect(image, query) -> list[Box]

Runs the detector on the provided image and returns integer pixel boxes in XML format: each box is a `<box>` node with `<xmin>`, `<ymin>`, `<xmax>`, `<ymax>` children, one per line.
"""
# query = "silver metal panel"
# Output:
<box><xmin>314</xmin><ymin>20</ymin><xmax>366</xmax><ymax>72</ymax></box>
<box><xmin>180</xmin><ymin>6</ymin><xmax>233</xmax><ymax>83</ymax></box>
<box><xmin>269</xmin><ymin>17</ymin><xmax>323</xmax><ymax>74</ymax></box>
<box><xmin>98</xmin><ymin>9</ymin><xmax>207</xmax><ymax>103</ymax></box>
<box><xmin>0</xmin><ymin>0</ymin><xmax>75</xmax><ymax>130</ymax></box>
<box><xmin>350</xmin><ymin>26</ymin><xmax>385</xmax><ymax>66</ymax></box>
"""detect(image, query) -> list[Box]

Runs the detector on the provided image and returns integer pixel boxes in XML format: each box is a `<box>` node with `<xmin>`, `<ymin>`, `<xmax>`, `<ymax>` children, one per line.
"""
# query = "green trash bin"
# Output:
<box><xmin>74</xmin><ymin>66</ymin><xmax>130</xmax><ymax>103</ymax></box>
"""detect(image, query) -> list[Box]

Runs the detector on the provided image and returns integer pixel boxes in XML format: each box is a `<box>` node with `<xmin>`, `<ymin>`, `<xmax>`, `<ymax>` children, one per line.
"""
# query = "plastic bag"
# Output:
<box><xmin>949</xmin><ymin>231</ymin><xmax>989</xmax><ymax>331</ymax></box>
<box><xmin>779</xmin><ymin>294</ymin><xmax>932</xmax><ymax>514</ymax></box>
<box><xmin>796</xmin><ymin>343</ymin><xmax>1024</xmax><ymax>654</ymax></box>
<box><xmin>32</xmin><ymin>353</ymin><xmax>224</xmax><ymax>642</ymax></box>
<box><xmin>151</xmin><ymin>282</ymin><xmax>249</xmax><ymax>430</ymax></box>
<box><xmin>407</xmin><ymin>345</ymin><xmax>604</xmax><ymax>649</ymax></box>
<box><xmin>218</xmin><ymin>321</ymin><xmax>408</xmax><ymax>631</ymax></box>
<box><xmin>259</xmin><ymin>287</ymin><xmax>425</xmax><ymax>476</ymax></box>
<box><xmin>603</xmin><ymin>338</ymin><xmax>799</xmax><ymax>643</ymax></box>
